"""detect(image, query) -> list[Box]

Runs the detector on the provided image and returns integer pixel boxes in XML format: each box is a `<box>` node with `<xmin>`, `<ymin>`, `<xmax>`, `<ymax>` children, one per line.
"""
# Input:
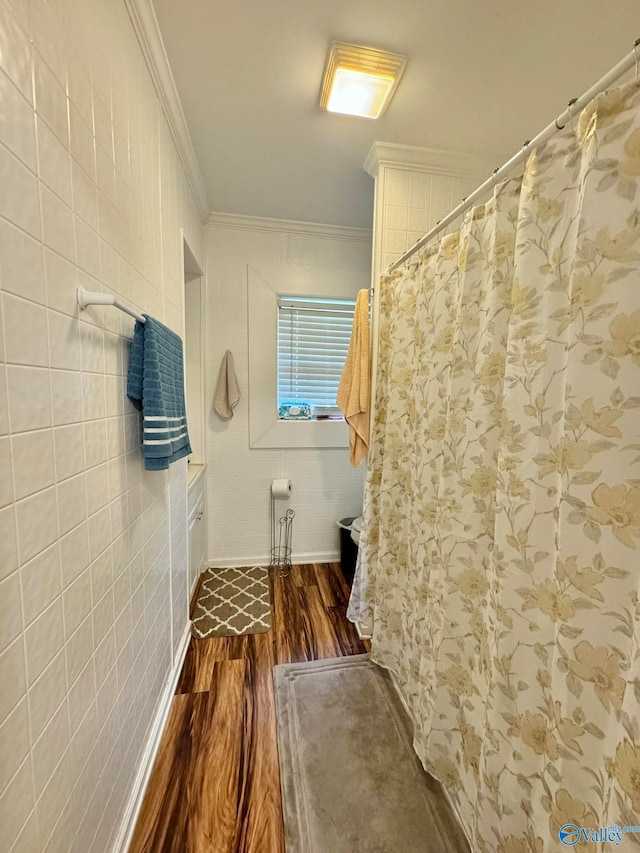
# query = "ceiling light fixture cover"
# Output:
<box><xmin>320</xmin><ymin>41</ymin><xmax>407</xmax><ymax>119</ymax></box>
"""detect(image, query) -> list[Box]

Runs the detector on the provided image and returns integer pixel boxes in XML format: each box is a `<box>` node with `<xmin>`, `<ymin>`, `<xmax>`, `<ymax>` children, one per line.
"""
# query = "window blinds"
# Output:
<box><xmin>277</xmin><ymin>296</ymin><xmax>356</xmax><ymax>414</ymax></box>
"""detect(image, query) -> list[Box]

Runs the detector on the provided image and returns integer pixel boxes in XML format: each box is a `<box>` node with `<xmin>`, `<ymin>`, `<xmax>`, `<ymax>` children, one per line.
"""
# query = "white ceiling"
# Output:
<box><xmin>152</xmin><ymin>0</ymin><xmax>639</xmax><ymax>228</ymax></box>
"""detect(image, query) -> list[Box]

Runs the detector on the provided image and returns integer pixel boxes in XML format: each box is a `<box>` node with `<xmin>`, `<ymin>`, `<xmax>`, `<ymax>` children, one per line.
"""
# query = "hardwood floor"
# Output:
<box><xmin>130</xmin><ymin>562</ymin><xmax>370</xmax><ymax>853</ymax></box>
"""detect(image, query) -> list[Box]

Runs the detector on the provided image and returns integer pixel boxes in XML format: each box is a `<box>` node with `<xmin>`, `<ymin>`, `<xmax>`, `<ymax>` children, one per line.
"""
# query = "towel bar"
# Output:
<box><xmin>77</xmin><ymin>286</ymin><xmax>146</xmax><ymax>323</ymax></box>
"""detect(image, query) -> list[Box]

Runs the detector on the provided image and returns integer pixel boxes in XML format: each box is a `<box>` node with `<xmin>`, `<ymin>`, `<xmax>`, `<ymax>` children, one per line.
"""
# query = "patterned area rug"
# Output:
<box><xmin>191</xmin><ymin>566</ymin><xmax>271</xmax><ymax>638</ymax></box>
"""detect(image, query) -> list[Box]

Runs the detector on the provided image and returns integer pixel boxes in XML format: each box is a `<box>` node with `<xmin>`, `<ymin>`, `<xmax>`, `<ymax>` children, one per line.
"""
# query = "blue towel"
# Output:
<box><xmin>127</xmin><ymin>315</ymin><xmax>191</xmax><ymax>471</ymax></box>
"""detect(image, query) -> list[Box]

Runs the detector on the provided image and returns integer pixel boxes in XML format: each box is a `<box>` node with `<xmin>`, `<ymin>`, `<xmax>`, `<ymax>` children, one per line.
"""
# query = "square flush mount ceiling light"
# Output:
<box><xmin>319</xmin><ymin>41</ymin><xmax>407</xmax><ymax>119</ymax></box>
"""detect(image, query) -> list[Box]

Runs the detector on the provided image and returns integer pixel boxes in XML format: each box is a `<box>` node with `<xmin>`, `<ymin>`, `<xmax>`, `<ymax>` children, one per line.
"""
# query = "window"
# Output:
<box><xmin>247</xmin><ymin>264</ymin><xmax>364</xmax><ymax>448</ymax></box>
<box><xmin>277</xmin><ymin>296</ymin><xmax>355</xmax><ymax>419</ymax></box>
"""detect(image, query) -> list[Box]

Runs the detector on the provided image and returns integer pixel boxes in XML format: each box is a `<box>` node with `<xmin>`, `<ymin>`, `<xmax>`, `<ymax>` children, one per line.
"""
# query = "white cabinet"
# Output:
<box><xmin>188</xmin><ymin>467</ymin><xmax>207</xmax><ymax>598</ymax></box>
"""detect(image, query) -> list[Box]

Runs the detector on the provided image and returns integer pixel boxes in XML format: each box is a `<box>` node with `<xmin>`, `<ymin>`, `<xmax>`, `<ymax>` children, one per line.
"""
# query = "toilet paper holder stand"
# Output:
<box><xmin>270</xmin><ymin>501</ymin><xmax>295</xmax><ymax>578</ymax></box>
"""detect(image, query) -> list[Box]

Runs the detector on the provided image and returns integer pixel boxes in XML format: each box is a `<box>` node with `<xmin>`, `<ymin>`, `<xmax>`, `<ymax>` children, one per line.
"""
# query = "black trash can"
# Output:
<box><xmin>338</xmin><ymin>517</ymin><xmax>358</xmax><ymax>587</ymax></box>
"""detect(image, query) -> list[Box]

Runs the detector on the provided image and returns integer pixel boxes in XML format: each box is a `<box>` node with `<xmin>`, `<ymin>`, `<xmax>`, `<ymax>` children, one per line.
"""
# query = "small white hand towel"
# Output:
<box><xmin>213</xmin><ymin>350</ymin><xmax>240</xmax><ymax>419</ymax></box>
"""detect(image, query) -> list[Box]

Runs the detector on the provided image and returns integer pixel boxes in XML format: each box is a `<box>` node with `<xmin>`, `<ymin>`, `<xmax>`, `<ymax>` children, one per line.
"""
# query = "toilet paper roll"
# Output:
<box><xmin>271</xmin><ymin>478</ymin><xmax>292</xmax><ymax>498</ymax></box>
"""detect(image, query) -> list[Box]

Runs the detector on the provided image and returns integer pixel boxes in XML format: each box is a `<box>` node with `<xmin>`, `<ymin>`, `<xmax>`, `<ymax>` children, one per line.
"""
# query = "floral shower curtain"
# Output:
<box><xmin>349</xmin><ymin>81</ymin><xmax>640</xmax><ymax>851</ymax></box>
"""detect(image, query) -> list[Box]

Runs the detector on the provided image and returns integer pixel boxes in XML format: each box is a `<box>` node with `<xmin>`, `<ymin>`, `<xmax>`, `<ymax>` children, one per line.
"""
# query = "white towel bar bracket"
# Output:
<box><xmin>77</xmin><ymin>286</ymin><xmax>146</xmax><ymax>324</ymax></box>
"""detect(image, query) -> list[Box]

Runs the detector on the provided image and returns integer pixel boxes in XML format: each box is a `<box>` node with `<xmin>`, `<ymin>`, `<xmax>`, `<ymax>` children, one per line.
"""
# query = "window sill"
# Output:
<box><xmin>251</xmin><ymin>417</ymin><xmax>349</xmax><ymax>449</ymax></box>
<box><xmin>277</xmin><ymin>416</ymin><xmax>345</xmax><ymax>423</ymax></box>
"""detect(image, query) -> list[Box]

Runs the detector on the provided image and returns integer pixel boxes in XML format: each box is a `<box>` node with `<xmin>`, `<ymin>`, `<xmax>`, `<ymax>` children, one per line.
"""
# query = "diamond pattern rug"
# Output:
<box><xmin>191</xmin><ymin>566</ymin><xmax>271</xmax><ymax>638</ymax></box>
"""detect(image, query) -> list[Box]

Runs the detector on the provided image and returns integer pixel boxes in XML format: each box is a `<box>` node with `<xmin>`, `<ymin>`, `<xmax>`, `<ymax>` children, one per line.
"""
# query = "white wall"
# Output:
<box><xmin>0</xmin><ymin>0</ymin><xmax>203</xmax><ymax>850</ymax></box>
<box><xmin>184</xmin><ymin>276</ymin><xmax>204</xmax><ymax>461</ymax></box>
<box><xmin>205</xmin><ymin>214</ymin><xmax>370</xmax><ymax>567</ymax></box>
<box><xmin>364</xmin><ymin>143</ymin><xmax>499</xmax><ymax>284</ymax></box>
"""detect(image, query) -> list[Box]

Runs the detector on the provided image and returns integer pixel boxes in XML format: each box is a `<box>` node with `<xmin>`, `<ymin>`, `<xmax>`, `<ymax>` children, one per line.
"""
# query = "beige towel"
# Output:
<box><xmin>213</xmin><ymin>350</ymin><xmax>240</xmax><ymax>419</ymax></box>
<box><xmin>337</xmin><ymin>289</ymin><xmax>370</xmax><ymax>467</ymax></box>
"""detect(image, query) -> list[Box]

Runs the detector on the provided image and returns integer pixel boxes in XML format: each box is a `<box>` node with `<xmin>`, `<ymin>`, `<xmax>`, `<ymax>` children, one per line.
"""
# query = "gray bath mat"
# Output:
<box><xmin>274</xmin><ymin>654</ymin><xmax>469</xmax><ymax>853</ymax></box>
<box><xmin>191</xmin><ymin>566</ymin><xmax>271</xmax><ymax>638</ymax></box>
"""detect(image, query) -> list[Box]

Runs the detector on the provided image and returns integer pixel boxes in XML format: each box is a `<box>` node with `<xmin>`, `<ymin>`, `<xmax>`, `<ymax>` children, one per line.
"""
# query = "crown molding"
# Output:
<box><xmin>207</xmin><ymin>211</ymin><xmax>372</xmax><ymax>242</ymax></box>
<box><xmin>124</xmin><ymin>0</ymin><xmax>209</xmax><ymax>221</ymax></box>
<box><xmin>363</xmin><ymin>141</ymin><xmax>502</xmax><ymax>180</ymax></box>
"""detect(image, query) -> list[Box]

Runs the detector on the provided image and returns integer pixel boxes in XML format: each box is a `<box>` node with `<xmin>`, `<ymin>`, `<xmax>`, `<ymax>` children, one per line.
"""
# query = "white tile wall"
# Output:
<box><xmin>0</xmin><ymin>1</ymin><xmax>203</xmax><ymax>851</ymax></box>
<box><xmin>377</xmin><ymin>168</ymin><xmax>482</xmax><ymax>276</ymax></box>
<box><xmin>206</xmin><ymin>221</ymin><xmax>369</xmax><ymax>565</ymax></box>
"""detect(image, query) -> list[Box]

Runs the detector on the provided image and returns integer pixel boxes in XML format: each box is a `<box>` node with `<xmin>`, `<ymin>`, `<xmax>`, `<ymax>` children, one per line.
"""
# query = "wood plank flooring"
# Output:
<box><xmin>130</xmin><ymin>562</ymin><xmax>370</xmax><ymax>853</ymax></box>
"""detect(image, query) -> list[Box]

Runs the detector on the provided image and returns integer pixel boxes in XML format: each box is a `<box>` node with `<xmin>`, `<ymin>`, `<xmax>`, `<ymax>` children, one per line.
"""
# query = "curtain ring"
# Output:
<box><xmin>567</xmin><ymin>98</ymin><xmax>577</xmax><ymax>132</ymax></box>
<box><xmin>635</xmin><ymin>38</ymin><xmax>640</xmax><ymax>87</ymax></box>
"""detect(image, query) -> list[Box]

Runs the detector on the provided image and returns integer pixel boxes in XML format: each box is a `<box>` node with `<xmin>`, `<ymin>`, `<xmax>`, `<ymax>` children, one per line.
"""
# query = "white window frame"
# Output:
<box><xmin>247</xmin><ymin>264</ymin><xmax>363</xmax><ymax>448</ymax></box>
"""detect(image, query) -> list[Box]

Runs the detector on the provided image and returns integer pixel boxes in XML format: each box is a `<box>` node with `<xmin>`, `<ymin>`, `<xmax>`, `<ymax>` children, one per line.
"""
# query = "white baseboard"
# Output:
<box><xmin>293</xmin><ymin>551</ymin><xmax>341</xmax><ymax>565</ymax></box>
<box><xmin>111</xmin><ymin>620</ymin><xmax>192</xmax><ymax>853</ymax></box>
<box><xmin>355</xmin><ymin>621</ymin><xmax>372</xmax><ymax>640</ymax></box>
<box><xmin>207</xmin><ymin>551</ymin><xmax>340</xmax><ymax>569</ymax></box>
<box><xmin>388</xmin><ymin>669</ymin><xmax>412</xmax><ymax>720</ymax></box>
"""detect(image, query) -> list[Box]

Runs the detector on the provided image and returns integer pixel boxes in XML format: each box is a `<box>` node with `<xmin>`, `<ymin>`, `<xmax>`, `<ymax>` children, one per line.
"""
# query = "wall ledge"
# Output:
<box><xmin>124</xmin><ymin>0</ymin><xmax>210</xmax><ymax>221</ymax></box>
<box><xmin>363</xmin><ymin>141</ymin><xmax>501</xmax><ymax>180</ymax></box>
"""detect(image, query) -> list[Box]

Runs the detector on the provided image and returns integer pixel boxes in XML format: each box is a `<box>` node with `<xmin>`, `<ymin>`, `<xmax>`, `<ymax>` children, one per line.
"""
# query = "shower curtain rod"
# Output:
<box><xmin>389</xmin><ymin>37</ymin><xmax>640</xmax><ymax>272</ymax></box>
